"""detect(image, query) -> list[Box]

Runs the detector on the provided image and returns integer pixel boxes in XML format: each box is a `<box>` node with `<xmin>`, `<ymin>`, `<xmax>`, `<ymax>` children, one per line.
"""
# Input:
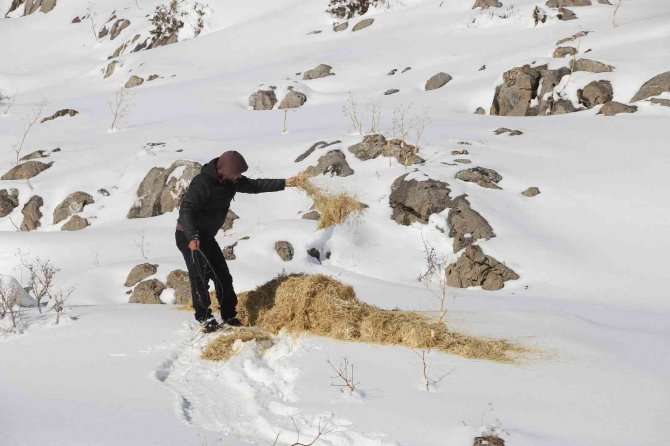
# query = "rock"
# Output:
<box><xmin>388</xmin><ymin>69</ymin><xmax>397</xmax><ymax>75</ymax></box>
<box><xmin>333</xmin><ymin>22</ymin><xmax>348</xmax><ymax>32</ymax></box>
<box><xmin>384</xmin><ymin>89</ymin><xmax>400</xmax><ymax>95</ymax></box>
<box><xmin>19</xmin><ymin>150</ymin><xmax>48</xmax><ymax>161</ymax></box>
<box><xmin>222</xmin><ymin>209</ymin><xmax>238</xmax><ymax>232</ymax></box>
<box><xmin>352</xmin><ymin>18</ymin><xmax>374</xmax><ymax>31</ymax></box>
<box><xmin>556</xmin><ymin>30</ymin><xmax>589</xmax><ymax>45</ymax></box>
<box><xmin>598</xmin><ymin>101</ymin><xmax>637</xmax><ymax>116</ymax></box>
<box><xmin>631</xmin><ymin>71</ymin><xmax>670</xmax><ymax>102</ymax></box>
<box><xmin>551</xmin><ymin>99</ymin><xmax>579</xmax><ymax>114</ymax></box>
<box><xmin>147</xmin><ymin>74</ymin><xmax>160</xmax><ymax>81</ymax></box>
<box><xmin>557</xmin><ymin>7</ymin><xmax>578</xmax><ymax>19</ymax></box>
<box><xmin>61</xmin><ymin>215</ymin><xmax>89</xmax><ymax>231</ymax></box>
<box><xmin>649</xmin><ymin>98</ymin><xmax>670</xmax><ymax>107</ymax></box>
<box><xmin>473</xmin><ymin>0</ymin><xmax>502</xmax><ymax>8</ymax></box>
<box><xmin>1</xmin><ymin>161</ymin><xmax>53</xmax><ymax>180</ymax></box>
<box><xmin>490</xmin><ymin>65</ymin><xmax>542</xmax><ymax>116</ymax></box>
<box><xmin>275</xmin><ymin>241</ymin><xmax>294</xmax><ymax>261</ymax></box>
<box><xmin>128</xmin><ymin>160</ymin><xmax>201</xmax><ymax>219</ymax></box>
<box><xmin>348</xmin><ymin>134</ymin><xmax>424</xmax><ymax>166</ymax></box>
<box><xmin>304</xmin><ymin>150</ymin><xmax>354</xmax><ymax>177</ymax></box>
<box><xmin>455</xmin><ymin>167</ymin><xmax>502</xmax><ymax>189</ymax></box>
<box><xmin>40</xmin><ymin>109</ymin><xmax>78</xmax><ymax>123</ymax></box>
<box><xmin>452</xmin><ymin>149</ymin><xmax>469</xmax><ymax>155</ymax></box>
<box><xmin>128</xmin><ymin>279</ymin><xmax>165</xmax><ymax>304</ymax></box>
<box><xmin>279</xmin><ymin>91</ymin><xmax>307</xmax><ymax>109</ymax></box>
<box><xmin>401</xmin><ymin>67</ymin><xmax>412</xmax><ymax>73</ymax></box>
<box><xmin>104</xmin><ymin>61</ymin><xmax>119</xmax><ymax>78</ymax></box>
<box><xmin>303</xmin><ymin>64</ymin><xmax>334</xmax><ymax>80</ymax></box>
<box><xmin>98</xmin><ymin>26</ymin><xmax>109</xmax><ymax>39</ymax></box>
<box><xmin>23</xmin><ymin>0</ymin><xmax>57</xmax><ymax>15</ymax></box>
<box><xmin>249</xmin><ymin>90</ymin><xmax>277</xmax><ymax>110</ymax></box>
<box><xmin>110</xmin><ymin>18</ymin><xmax>130</xmax><ymax>40</ymax></box>
<box><xmin>389</xmin><ymin>174</ymin><xmax>453</xmax><ymax>225</ymax></box>
<box><xmin>445</xmin><ymin>245</ymin><xmax>519</xmax><ymax>291</ymax></box>
<box><xmin>149</xmin><ymin>33</ymin><xmax>178</xmax><ymax>49</ymax></box>
<box><xmin>447</xmin><ymin>197</ymin><xmax>495</xmax><ymax>252</ymax></box>
<box><xmin>71</xmin><ymin>16</ymin><xmax>81</xmax><ymax>23</ymax></box>
<box><xmin>53</xmin><ymin>192</ymin><xmax>94</xmax><ymax>224</ymax></box>
<box><xmin>302</xmin><ymin>210</ymin><xmax>321</xmax><ymax>221</ymax></box>
<box><xmin>109</xmin><ymin>43</ymin><xmax>127</xmax><ymax>59</ymax></box>
<box><xmin>553</xmin><ymin>46</ymin><xmax>577</xmax><ymax>58</ymax></box>
<box><xmin>307</xmin><ymin>248</ymin><xmax>321</xmax><ymax>263</ymax></box>
<box><xmin>597</xmin><ymin>0</ymin><xmax>611</xmax><ymax>3</ymax></box>
<box><xmin>125</xmin><ymin>75</ymin><xmax>144</xmax><ymax>88</ymax></box>
<box><xmin>20</xmin><ymin>195</ymin><xmax>43</xmax><ymax>231</ymax></box>
<box><xmin>474</xmin><ymin>107</ymin><xmax>486</xmax><ymax>115</ymax></box>
<box><xmin>166</xmin><ymin>269</ymin><xmax>191</xmax><ymax>305</ymax></box>
<box><xmin>222</xmin><ymin>243</ymin><xmax>237</xmax><ymax>261</ymax></box>
<box><xmin>0</xmin><ymin>189</ymin><xmax>19</xmax><ymax>217</ymax></box>
<box><xmin>570</xmin><ymin>59</ymin><xmax>614</xmax><ymax>73</ymax></box>
<box><xmin>522</xmin><ymin>186</ymin><xmax>541</xmax><ymax>197</ymax></box>
<box><xmin>494</xmin><ymin>127</ymin><xmax>523</xmax><ymax>135</ymax></box>
<box><xmin>454</xmin><ymin>159</ymin><xmax>471</xmax><ymax>164</ymax></box>
<box><xmin>546</xmin><ymin>0</ymin><xmax>591</xmax><ymax>7</ymax></box>
<box><xmin>295</xmin><ymin>140</ymin><xmax>341</xmax><ymax>162</ymax></box>
<box><xmin>425</xmin><ymin>72</ymin><xmax>452</xmax><ymax>91</ymax></box>
<box><xmin>98</xmin><ymin>188</ymin><xmax>110</xmax><ymax>196</ymax></box>
<box><xmin>474</xmin><ymin>436</ymin><xmax>505</xmax><ymax>446</ymax></box>
<box><xmin>125</xmin><ymin>263</ymin><xmax>159</xmax><ymax>287</ymax></box>
<box><xmin>577</xmin><ymin>80</ymin><xmax>613</xmax><ymax>108</ymax></box>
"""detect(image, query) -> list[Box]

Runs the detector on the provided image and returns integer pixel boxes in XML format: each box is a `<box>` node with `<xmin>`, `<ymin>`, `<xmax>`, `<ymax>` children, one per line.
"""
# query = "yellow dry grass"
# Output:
<box><xmin>294</xmin><ymin>171</ymin><xmax>366</xmax><ymax>229</ymax></box>
<box><xmin>236</xmin><ymin>273</ymin><xmax>525</xmax><ymax>362</ymax></box>
<box><xmin>201</xmin><ymin>327</ymin><xmax>273</xmax><ymax>361</ymax></box>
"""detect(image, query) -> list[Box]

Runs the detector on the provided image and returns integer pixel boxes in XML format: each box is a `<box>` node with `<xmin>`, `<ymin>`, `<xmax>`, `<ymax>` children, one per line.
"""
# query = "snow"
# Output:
<box><xmin>1</xmin><ymin>0</ymin><xmax>669</xmax><ymax>445</ymax></box>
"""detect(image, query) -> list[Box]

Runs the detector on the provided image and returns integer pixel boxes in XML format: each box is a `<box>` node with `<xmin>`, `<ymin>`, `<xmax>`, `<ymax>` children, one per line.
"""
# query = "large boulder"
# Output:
<box><xmin>598</xmin><ymin>101</ymin><xmax>637</xmax><ymax>116</ymax></box>
<box><xmin>166</xmin><ymin>269</ymin><xmax>191</xmax><ymax>305</ymax></box>
<box><xmin>127</xmin><ymin>160</ymin><xmax>201</xmax><ymax>219</ymax></box>
<box><xmin>570</xmin><ymin>59</ymin><xmax>614</xmax><ymax>73</ymax></box>
<box><xmin>128</xmin><ymin>279</ymin><xmax>165</xmax><ymax>304</ymax></box>
<box><xmin>577</xmin><ymin>80</ymin><xmax>613</xmax><ymax>109</ymax></box>
<box><xmin>546</xmin><ymin>0</ymin><xmax>591</xmax><ymax>6</ymax></box>
<box><xmin>304</xmin><ymin>150</ymin><xmax>354</xmax><ymax>177</ymax></box>
<box><xmin>125</xmin><ymin>263</ymin><xmax>159</xmax><ymax>287</ymax></box>
<box><xmin>20</xmin><ymin>195</ymin><xmax>43</xmax><ymax>231</ymax></box>
<box><xmin>389</xmin><ymin>174</ymin><xmax>453</xmax><ymax>225</ymax></box>
<box><xmin>631</xmin><ymin>71</ymin><xmax>670</xmax><ymax>102</ymax></box>
<box><xmin>53</xmin><ymin>192</ymin><xmax>94</xmax><ymax>224</ymax></box>
<box><xmin>0</xmin><ymin>189</ymin><xmax>19</xmax><ymax>218</ymax></box>
<box><xmin>348</xmin><ymin>134</ymin><xmax>424</xmax><ymax>166</ymax></box>
<box><xmin>445</xmin><ymin>245</ymin><xmax>519</xmax><ymax>291</ymax></box>
<box><xmin>279</xmin><ymin>91</ymin><xmax>307</xmax><ymax>109</ymax></box>
<box><xmin>1</xmin><ymin>161</ymin><xmax>53</xmax><ymax>180</ymax></box>
<box><xmin>61</xmin><ymin>215</ymin><xmax>89</xmax><ymax>231</ymax></box>
<box><xmin>455</xmin><ymin>167</ymin><xmax>503</xmax><ymax>189</ymax></box>
<box><xmin>447</xmin><ymin>198</ymin><xmax>495</xmax><ymax>252</ymax></box>
<box><xmin>303</xmin><ymin>64</ymin><xmax>334</xmax><ymax>80</ymax></box>
<box><xmin>274</xmin><ymin>241</ymin><xmax>294</xmax><ymax>261</ymax></box>
<box><xmin>425</xmin><ymin>72</ymin><xmax>452</xmax><ymax>91</ymax></box>
<box><xmin>41</xmin><ymin>109</ymin><xmax>78</xmax><ymax>123</ymax></box>
<box><xmin>473</xmin><ymin>0</ymin><xmax>502</xmax><ymax>8</ymax></box>
<box><xmin>249</xmin><ymin>90</ymin><xmax>277</xmax><ymax>110</ymax></box>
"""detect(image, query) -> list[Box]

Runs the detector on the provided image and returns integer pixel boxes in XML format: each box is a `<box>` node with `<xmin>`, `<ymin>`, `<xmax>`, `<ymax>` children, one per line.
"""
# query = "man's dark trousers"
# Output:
<box><xmin>175</xmin><ymin>230</ymin><xmax>237</xmax><ymax>322</ymax></box>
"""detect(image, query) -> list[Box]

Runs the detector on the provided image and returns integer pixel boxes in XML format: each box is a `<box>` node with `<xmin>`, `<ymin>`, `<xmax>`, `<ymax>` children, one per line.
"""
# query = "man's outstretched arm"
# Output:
<box><xmin>235</xmin><ymin>176</ymin><xmax>299</xmax><ymax>194</ymax></box>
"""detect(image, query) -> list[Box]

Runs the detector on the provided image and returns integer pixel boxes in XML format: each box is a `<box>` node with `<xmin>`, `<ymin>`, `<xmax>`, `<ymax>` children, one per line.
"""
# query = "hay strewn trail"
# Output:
<box><xmin>204</xmin><ymin>274</ymin><xmax>525</xmax><ymax>363</ymax></box>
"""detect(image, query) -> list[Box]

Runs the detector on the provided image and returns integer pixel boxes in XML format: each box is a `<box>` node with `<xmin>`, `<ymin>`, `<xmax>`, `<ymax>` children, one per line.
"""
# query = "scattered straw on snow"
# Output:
<box><xmin>201</xmin><ymin>327</ymin><xmax>273</xmax><ymax>361</ymax></box>
<box><xmin>294</xmin><ymin>172</ymin><xmax>366</xmax><ymax>229</ymax></box>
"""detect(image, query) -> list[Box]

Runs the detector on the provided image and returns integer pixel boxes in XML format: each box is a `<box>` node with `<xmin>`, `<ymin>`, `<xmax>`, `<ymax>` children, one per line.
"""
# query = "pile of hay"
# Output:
<box><xmin>236</xmin><ymin>274</ymin><xmax>524</xmax><ymax>362</ymax></box>
<box><xmin>201</xmin><ymin>327</ymin><xmax>273</xmax><ymax>361</ymax></box>
<box><xmin>294</xmin><ymin>172</ymin><xmax>366</xmax><ymax>229</ymax></box>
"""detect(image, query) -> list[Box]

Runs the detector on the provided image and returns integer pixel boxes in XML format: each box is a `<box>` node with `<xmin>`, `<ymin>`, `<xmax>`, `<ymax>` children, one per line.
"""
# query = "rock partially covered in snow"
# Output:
<box><xmin>303</xmin><ymin>64</ymin><xmax>334</xmax><ymax>80</ymax></box>
<box><xmin>445</xmin><ymin>245</ymin><xmax>519</xmax><ymax>291</ymax></box>
<box><xmin>125</xmin><ymin>263</ymin><xmax>159</xmax><ymax>287</ymax></box>
<box><xmin>61</xmin><ymin>215</ymin><xmax>90</xmax><ymax>231</ymax></box>
<box><xmin>41</xmin><ymin>108</ymin><xmax>78</xmax><ymax>123</ymax></box>
<box><xmin>389</xmin><ymin>173</ymin><xmax>453</xmax><ymax>225</ymax></box>
<box><xmin>279</xmin><ymin>90</ymin><xmax>307</xmax><ymax>109</ymax></box>
<box><xmin>249</xmin><ymin>89</ymin><xmax>277</xmax><ymax>110</ymax></box>
<box><xmin>425</xmin><ymin>72</ymin><xmax>452</xmax><ymax>91</ymax></box>
<box><xmin>455</xmin><ymin>167</ymin><xmax>503</xmax><ymax>189</ymax></box>
<box><xmin>348</xmin><ymin>134</ymin><xmax>424</xmax><ymax>165</ymax></box>
<box><xmin>303</xmin><ymin>150</ymin><xmax>354</xmax><ymax>177</ymax></box>
<box><xmin>570</xmin><ymin>59</ymin><xmax>614</xmax><ymax>73</ymax></box>
<box><xmin>1</xmin><ymin>161</ymin><xmax>53</xmax><ymax>180</ymax></box>
<box><xmin>53</xmin><ymin>192</ymin><xmax>94</xmax><ymax>224</ymax></box>
<box><xmin>166</xmin><ymin>269</ymin><xmax>191</xmax><ymax>305</ymax></box>
<box><xmin>631</xmin><ymin>71</ymin><xmax>670</xmax><ymax>102</ymax></box>
<box><xmin>447</xmin><ymin>197</ymin><xmax>495</xmax><ymax>252</ymax></box>
<box><xmin>577</xmin><ymin>80</ymin><xmax>613</xmax><ymax>109</ymax></box>
<box><xmin>473</xmin><ymin>0</ymin><xmax>502</xmax><ymax>8</ymax></box>
<box><xmin>128</xmin><ymin>279</ymin><xmax>165</xmax><ymax>304</ymax></box>
<box><xmin>598</xmin><ymin>101</ymin><xmax>637</xmax><ymax>116</ymax></box>
<box><xmin>20</xmin><ymin>195</ymin><xmax>44</xmax><ymax>231</ymax></box>
<box><xmin>546</xmin><ymin>0</ymin><xmax>591</xmax><ymax>7</ymax></box>
<box><xmin>0</xmin><ymin>274</ymin><xmax>36</xmax><ymax>307</ymax></box>
<box><xmin>0</xmin><ymin>189</ymin><xmax>19</xmax><ymax>218</ymax></box>
<box><xmin>127</xmin><ymin>160</ymin><xmax>201</xmax><ymax>219</ymax></box>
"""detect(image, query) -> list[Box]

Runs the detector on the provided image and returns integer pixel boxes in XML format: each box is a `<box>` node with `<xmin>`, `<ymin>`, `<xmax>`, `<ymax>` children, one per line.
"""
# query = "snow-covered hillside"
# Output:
<box><xmin>1</xmin><ymin>0</ymin><xmax>669</xmax><ymax>445</ymax></box>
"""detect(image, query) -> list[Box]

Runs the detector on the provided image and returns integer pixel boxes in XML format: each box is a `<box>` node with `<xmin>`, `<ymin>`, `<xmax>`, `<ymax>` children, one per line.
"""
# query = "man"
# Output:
<box><xmin>176</xmin><ymin>150</ymin><xmax>298</xmax><ymax>332</ymax></box>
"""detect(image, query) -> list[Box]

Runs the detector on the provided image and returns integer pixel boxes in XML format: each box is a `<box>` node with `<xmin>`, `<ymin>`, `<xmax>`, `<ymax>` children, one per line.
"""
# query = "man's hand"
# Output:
<box><xmin>286</xmin><ymin>176</ymin><xmax>301</xmax><ymax>188</ymax></box>
<box><xmin>188</xmin><ymin>239</ymin><xmax>200</xmax><ymax>251</ymax></box>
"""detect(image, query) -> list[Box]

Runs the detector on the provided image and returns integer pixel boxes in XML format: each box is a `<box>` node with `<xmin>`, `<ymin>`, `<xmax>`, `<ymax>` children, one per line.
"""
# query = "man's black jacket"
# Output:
<box><xmin>177</xmin><ymin>157</ymin><xmax>285</xmax><ymax>241</ymax></box>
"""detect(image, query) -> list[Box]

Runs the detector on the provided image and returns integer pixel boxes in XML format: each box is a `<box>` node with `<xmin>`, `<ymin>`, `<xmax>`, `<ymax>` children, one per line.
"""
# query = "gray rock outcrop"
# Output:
<box><xmin>389</xmin><ymin>174</ymin><xmax>453</xmax><ymax>225</ymax></box>
<box><xmin>128</xmin><ymin>279</ymin><xmax>165</xmax><ymax>304</ymax></box>
<box><xmin>127</xmin><ymin>160</ymin><xmax>201</xmax><ymax>219</ymax></box>
<box><xmin>631</xmin><ymin>71</ymin><xmax>670</xmax><ymax>102</ymax></box>
<box><xmin>53</xmin><ymin>192</ymin><xmax>94</xmax><ymax>224</ymax></box>
<box><xmin>20</xmin><ymin>195</ymin><xmax>43</xmax><ymax>231</ymax></box>
<box><xmin>455</xmin><ymin>167</ymin><xmax>503</xmax><ymax>189</ymax></box>
<box><xmin>1</xmin><ymin>161</ymin><xmax>53</xmax><ymax>180</ymax></box>
<box><xmin>303</xmin><ymin>64</ymin><xmax>334</xmax><ymax>80</ymax></box>
<box><xmin>447</xmin><ymin>198</ymin><xmax>495</xmax><ymax>252</ymax></box>
<box><xmin>570</xmin><ymin>59</ymin><xmax>614</xmax><ymax>73</ymax></box>
<box><xmin>110</xmin><ymin>19</ymin><xmax>130</xmax><ymax>40</ymax></box>
<box><xmin>61</xmin><ymin>215</ymin><xmax>89</xmax><ymax>231</ymax></box>
<box><xmin>598</xmin><ymin>101</ymin><xmax>637</xmax><ymax>116</ymax></box>
<box><xmin>279</xmin><ymin>91</ymin><xmax>307</xmax><ymax>109</ymax></box>
<box><xmin>249</xmin><ymin>90</ymin><xmax>277</xmax><ymax>110</ymax></box>
<box><xmin>125</xmin><ymin>263</ymin><xmax>159</xmax><ymax>287</ymax></box>
<box><xmin>304</xmin><ymin>150</ymin><xmax>354</xmax><ymax>177</ymax></box>
<box><xmin>166</xmin><ymin>269</ymin><xmax>191</xmax><ymax>305</ymax></box>
<box><xmin>445</xmin><ymin>245</ymin><xmax>519</xmax><ymax>291</ymax></box>
<box><xmin>577</xmin><ymin>80</ymin><xmax>613</xmax><ymax>108</ymax></box>
<box><xmin>348</xmin><ymin>134</ymin><xmax>424</xmax><ymax>166</ymax></box>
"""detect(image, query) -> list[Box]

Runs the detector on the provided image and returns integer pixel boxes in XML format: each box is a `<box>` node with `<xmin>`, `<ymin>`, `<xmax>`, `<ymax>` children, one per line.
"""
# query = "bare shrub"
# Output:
<box><xmin>327</xmin><ymin>357</ymin><xmax>358</xmax><ymax>392</ymax></box>
<box><xmin>0</xmin><ymin>279</ymin><xmax>20</xmax><ymax>330</ymax></box>
<box><xmin>342</xmin><ymin>93</ymin><xmax>363</xmax><ymax>134</ymax></box>
<box><xmin>109</xmin><ymin>88</ymin><xmax>133</xmax><ymax>131</ymax></box>
<box><xmin>612</xmin><ymin>0</ymin><xmax>623</xmax><ymax>27</ymax></box>
<box><xmin>12</xmin><ymin>98</ymin><xmax>46</xmax><ymax>164</ymax></box>
<box><xmin>18</xmin><ymin>253</ymin><xmax>74</xmax><ymax>324</ymax></box>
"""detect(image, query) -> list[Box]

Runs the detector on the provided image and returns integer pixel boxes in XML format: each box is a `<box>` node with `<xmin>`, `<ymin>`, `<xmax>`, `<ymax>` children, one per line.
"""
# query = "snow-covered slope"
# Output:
<box><xmin>1</xmin><ymin>0</ymin><xmax>669</xmax><ymax>445</ymax></box>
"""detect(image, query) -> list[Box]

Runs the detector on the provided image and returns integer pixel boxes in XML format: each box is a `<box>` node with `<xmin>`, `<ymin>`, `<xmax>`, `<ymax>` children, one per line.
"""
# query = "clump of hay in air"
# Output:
<box><xmin>201</xmin><ymin>327</ymin><xmax>273</xmax><ymax>361</ymax></box>
<box><xmin>235</xmin><ymin>273</ymin><xmax>525</xmax><ymax>362</ymax></box>
<box><xmin>294</xmin><ymin>171</ymin><xmax>366</xmax><ymax>230</ymax></box>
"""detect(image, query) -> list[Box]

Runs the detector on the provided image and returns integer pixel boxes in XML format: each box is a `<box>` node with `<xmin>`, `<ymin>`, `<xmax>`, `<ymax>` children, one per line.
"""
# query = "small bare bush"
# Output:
<box><xmin>612</xmin><ymin>0</ymin><xmax>623</xmax><ymax>27</ymax></box>
<box><xmin>0</xmin><ymin>279</ymin><xmax>21</xmax><ymax>330</ymax></box>
<box><xmin>109</xmin><ymin>88</ymin><xmax>133</xmax><ymax>131</ymax></box>
<box><xmin>12</xmin><ymin>98</ymin><xmax>46</xmax><ymax>164</ymax></box>
<box><xmin>328</xmin><ymin>357</ymin><xmax>358</xmax><ymax>392</ymax></box>
<box><xmin>18</xmin><ymin>252</ymin><xmax>74</xmax><ymax>324</ymax></box>
<box><xmin>342</xmin><ymin>93</ymin><xmax>363</xmax><ymax>134</ymax></box>
<box><xmin>288</xmin><ymin>417</ymin><xmax>333</xmax><ymax>446</ymax></box>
